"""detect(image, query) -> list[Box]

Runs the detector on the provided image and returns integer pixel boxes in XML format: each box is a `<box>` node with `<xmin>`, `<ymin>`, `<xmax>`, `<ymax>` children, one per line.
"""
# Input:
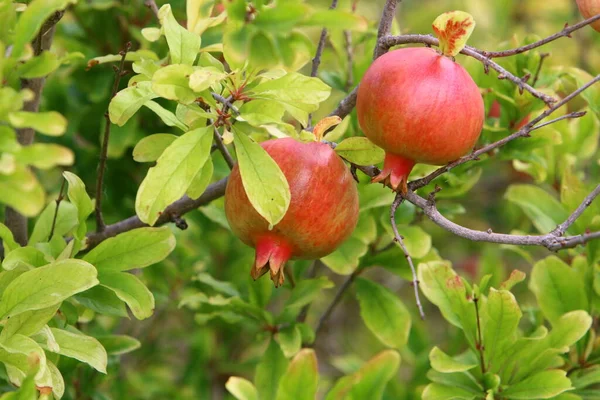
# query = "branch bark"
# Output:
<box><xmin>5</xmin><ymin>11</ymin><xmax>64</xmax><ymax>246</ymax></box>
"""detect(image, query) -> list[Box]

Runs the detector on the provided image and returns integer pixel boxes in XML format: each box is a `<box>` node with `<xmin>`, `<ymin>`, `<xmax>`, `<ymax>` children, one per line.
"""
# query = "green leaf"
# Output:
<box><xmin>232</xmin><ymin>129</ymin><xmax>290</xmax><ymax>227</ymax></box>
<box><xmin>187</xmin><ymin>157</ymin><xmax>214</xmax><ymax>199</ymax></box>
<box><xmin>276</xmin><ymin>349</ymin><xmax>318</xmax><ymax>400</ymax></box>
<box><xmin>275</xmin><ymin>325</ymin><xmax>302</xmax><ymax>358</ymax></box>
<box><xmin>83</xmin><ymin>226</ymin><xmax>175</xmax><ymax>272</ymax></box>
<box><xmin>75</xmin><ymin>286</ymin><xmax>128</xmax><ymax>318</ymax></box>
<box><xmin>144</xmin><ymin>100</ymin><xmax>188</xmax><ymax>131</ymax></box>
<box><xmin>255</xmin><ymin>339</ymin><xmax>289</xmax><ymax>400</ymax></box>
<box><xmin>284</xmin><ymin>277</ymin><xmax>334</xmax><ymax>311</ymax></box>
<box><xmin>0</xmin><ymin>334</ymin><xmax>47</xmax><ymax>384</ymax></box>
<box><xmin>502</xmin><ymin>370</ymin><xmax>572</xmax><ymax>399</ymax></box>
<box><xmin>11</xmin><ymin>0</ymin><xmax>77</xmax><ymax>58</ymax></box>
<box><xmin>226</xmin><ymin>377</ymin><xmax>259</xmax><ymax>400</ymax></box>
<box><xmin>505</xmin><ymin>185</ymin><xmax>569</xmax><ymax>234</ymax></box>
<box><xmin>418</xmin><ymin>261</ymin><xmax>462</xmax><ymax>327</ymax></box>
<box><xmin>0</xmin><ymin>259</ymin><xmax>98</xmax><ymax>319</ymax></box>
<box><xmin>251</xmin><ymin>72</ymin><xmax>331</xmax><ymax>126</ymax></box>
<box><xmin>334</xmin><ymin>137</ymin><xmax>385</xmax><ymax>166</ymax></box>
<box><xmin>2</xmin><ymin>247</ymin><xmax>48</xmax><ymax>270</ymax></box>
<box><xmin>16</xmin><ymin>51</ymin><xmax>60</xmax><ymax>79</ymax></box>
<box><xmin>529</xmin><ymin>256</ymin><xmax>588</xmax><ymax>324</ymax></box>
<box><xmin>396</xmin><ymin>226</ymin><xmax>432</xmax><ymax>259</ymax></box>
<box><xmin>96</xmin><ymin>335</ymin><xmax>141</xmax><ymax>355</ymax></box>
<box><xmin>0</xmin><ymin>165</ymin><xmax>45</xmax><ymax>217</ymax></box>
<box><xmin>429</xmin><ymin>347</ymin><xmax>477</xmax><ymax>373</ymax></box>
<box><xmin>63</xmin><ymin>172</ymin><xmax>94</xmax><ymax>234</ymax></box>
<box><xmin>482</xmin><ymin>289</ymin><xmax>521</xmax><ymax>373</ymax></box>
<box><xmin>302</xmin><ymin>10</ymin><xmax>368</xmax><ymax>31</ymax></box>
<box><xmin>28</xmin><ymin>200</ymin><xmax>78</xmax><ymax>245</ymax></box>
<box><xmin>100</xmin><ymin>272</ymin><xmax>154</xmax><ymax>320</ymax></box>
<box><xmin>354</xmin><ymin>278</ymin><xmax>411</xmax><ymax>350</ymax></box>
<box><xmin>0</xmin><ymin>305</ymin><xmax>59</xmax><ymax>340</ymax></box>
<box><xmin>327</xmin><ymin>350</ymin><xmax>401</xmax><ymax>400</ymax></box>
<box><xmin>109</xmin><ymin>82</ymin><xmax>158</xmax><ymax>126</ymax></box>
<box><xmin>14</xmin><ymin>143</ymin><xmax>74</xmax><ymax>170</ymax></box>
<box><xmin>152</xmin><ymin>64</ymin><xmax>197</xmax><ymax>104</ymax></box>
<box><xmin>132</xmin><ymin>134</ymin><xmax>177</xmax><ymax>162</ymax></box>
<box><xmin>195</xmin><ymin>272</ymin><xmax>240</xmax><ymax>297</ymax></box>
<box><xmin>158</xmin><ymin>4</ymin><xmax>201</xmax><ymax>65</ymax></box>
<box><xmin>422</xmin><ymin>383</ymin><xmax>477</xmax><ymax>400</ymax></box>
<box><xmin>135</xmin><ymin>127</ymin><xmax>212</xmax><ymax>225</ymax></box>
<box><xmin>0</xmin><ymin>223</ymin><xmax>19</xmax><ymax>254</ymax></box>
<box><xmin>8</xmin><ymin>112</ymin><xmax>67</xmax><ymax>136</ymax></box>
<box><xmin>189</xmin><ymin>67</ymin><xmax>227</xmax><ymax>92</ymax></box>
<box><xmin>547</xmin><ymin>310</ymin><xmax>592</xmax><ymax>350</ymax></box>
<box><xmin>50</xmin><ymin>328</ymin><xmax>107</xmax><ymax>373</ymax></box>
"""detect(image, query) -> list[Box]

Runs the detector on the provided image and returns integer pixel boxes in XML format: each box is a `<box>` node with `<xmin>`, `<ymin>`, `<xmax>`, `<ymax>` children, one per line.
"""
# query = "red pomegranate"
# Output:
<box><xmin>577</xmin><ymin>0</ymin><xmax>600</xmax><ymax>32</ymax></box>
<box><xmin>356</xmin><ymin>47</ymin><xmax>484</xmax><ymax>192</ymax></box>
<box><xmin>224</xmin><ymin>138</ymin><xmax>359</xmax><ymax>287</ymax></box>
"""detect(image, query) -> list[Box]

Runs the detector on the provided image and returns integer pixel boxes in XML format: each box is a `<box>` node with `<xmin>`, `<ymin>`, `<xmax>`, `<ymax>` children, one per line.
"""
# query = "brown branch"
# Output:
<box><xmin>391</xmin><ymin>193</ymin><xmax>425</xmax><ymax>319</ymax></box>
<box><xmin>379</xmin><ymin>34</ymin><xmax>556</xmax><ymax>105</ymax></box>
<box><xmin>480</xmin><ymin>14</ymin><xmax>600</xmax><ymax>58</ymax></box>
<box><xmin>329</xmin><ymin>86</ymin><xmax>358</xmax><ymax>119</ymax></box>
<box><xmin>5</xmin><ymin>11</ymin><xmax>65</xmax><ymax>246</ymax></box>
<box><xmin>473</xmin><ymin>297</ymin><xmax>486</xmax><ymax>374</ymax></box>
<box><xmin>144</xmin><ymin>0</ymin><xmax>159</xmax><ymax>18</ymax></box>
<box><xmin>213</xmin><ymin>127</ymin><xmax>235</xmax><ymax>170</ymax></box>
<box><xmin>373</xmin><ymin>0</ymin><xmax>400</xmax><ymax>59</ymax></box>
<box><xmin>343</xmin><ymin>30</ymin><xmax>354</xmax><ymax>91</ymax></box>
<box><xmin>532</xmin><ymin>53</ymin><xmax>550</xmax><ymax>87</ymax></box>
<box><xmin>313</xmin><ymin>268</ymin><xmax>362</xmax><ymax>342</ymax></box>
<box><xmin>408</xmin><ymin>75</ymin><xmax>600</xmax><ymax>191</ymax></box>
<box><xmin>48</xmin><ymin>178</ymin><xmax>67</xmax><ymax>241</ymax></box>
<box><xmin>85</xmin><ymin>178</ymin><xmax>228</xmax><ymax>250</ymax></box>
<box><xmin>552</xmin><ymin>184</ymin><xmax>600</xmax><ymax>236</ymax></box>
<box><xmin>95</xmin><ymin>42</ymin><xmax>131</xmax><ymax>233</ymax></box>
<box><xmin>211</xmin><ymin>93</ymin><xmax>239</xmax><ymax>115</ymax></box>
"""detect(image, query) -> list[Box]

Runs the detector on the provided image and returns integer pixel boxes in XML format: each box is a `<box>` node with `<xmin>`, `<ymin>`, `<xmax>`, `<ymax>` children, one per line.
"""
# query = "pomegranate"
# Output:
<box><xmin>577</xmin><ymin>0</ymin><xmax>600</xmax><ymax>32</ymax></box>
<box><xmin>356</xmin><ymin>11</ymin><xmax>484</xmax><ymax>192</ymax></box>
<box><xmin>224</xmin><ymin>138</ymin><xmax>359</xmax><ymax>287</ymax></box>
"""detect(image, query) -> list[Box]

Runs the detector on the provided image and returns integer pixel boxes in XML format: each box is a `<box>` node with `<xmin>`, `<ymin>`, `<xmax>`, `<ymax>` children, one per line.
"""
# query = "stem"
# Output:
<box><xmin>144</xmin><ymin>0</ymin><xmax>159</xmax><ymax>18</ymax></box>
<box><xmin>391</xmin><ymin>193</ymin><xmax>425</xmax><ymax>319</ymax></box>
<box><xmin>532</xmin><ymin>53</ymin><xmax>549</xmax><ymax>87</ymax></box>
<box><xmin>95</xmin><ymin>42</ymin><xmax>131</xmax><ymax>232</ymax></box>
<box><xmin>474</xmin><ymin>297</ymin><xmax>486</xmax><ymax>374</ymax></box>
<box><xmin>48</xmin><ymin>178</ymin><xmax>67</xmax><ymax>241</ymax></box>
<box><xmin>213</xmin><ymin>127</ymin><xmax>235</xmax><ymax>170</ymax></box>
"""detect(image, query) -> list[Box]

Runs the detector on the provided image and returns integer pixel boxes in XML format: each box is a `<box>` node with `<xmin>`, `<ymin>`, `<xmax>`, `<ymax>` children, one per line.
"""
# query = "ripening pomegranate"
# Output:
<box><xmin>577</xmin><ymin>0</ymin><xmax>600</xmax><ymax>31</ymax></box>
<box><xmin>224</xmin><ymin>138</ymin><xmax>359</xmax><ymax>287</ymax></box>
<box><xmin>357</xmin><ymin>46</ymin><xmax>484</xmax><ymax>192</ymax></box>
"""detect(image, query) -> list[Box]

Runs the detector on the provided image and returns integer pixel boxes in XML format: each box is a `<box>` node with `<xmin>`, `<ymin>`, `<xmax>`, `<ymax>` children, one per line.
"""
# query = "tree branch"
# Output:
<box><xmin>373</xmin><ymin>0</ymin><xmax>400</xmax><ymax>59</ymax></box>
<box><xmin>95</xmin><ymin>42</ymin><xmax>131</xmax><ymax>232</ymax></box>
<box><xmin>144</xmin><ymin>0</ymin><xmax>159</xmax><ymax>18</ymax></box>
<box><xmin>48</xmin><ymin>178</ymin><xmax>67</xmax><ymax>241</ymax></box>
<box><xmin>480</xmin><ymin>14</ymin><xmax>600</xmax><ymax>58</ymax></box>
<box><xmin>85</xmin><ymin>178</ymin><xmax>228</xmax><ymax>250</ymax></box>
<box><xmin>5</xmin><ymin>11</ymin><xmax>64</xmax><ymax>246</ymax></box>
<box><xmin>213</xmin><ymin>127</ymin><xmax>235</xmax><ymax>170</ymax></box>
<box><xmin>552</xmin><ymin>184</ymin><xmax>600</xmax><ymax>236</ymax></box>
<box><xmin>391</xmin><ymin>193</ymin><xmax>425</xmax><ymax>319</ymax></box>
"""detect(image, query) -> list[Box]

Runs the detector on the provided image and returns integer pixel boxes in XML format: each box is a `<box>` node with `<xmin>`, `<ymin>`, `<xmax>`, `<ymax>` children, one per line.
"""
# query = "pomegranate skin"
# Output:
<box><xmin>577</xmin><ymin>0</ymin><xmax>600</xmax><ymax>32</ymax></box>
<box><xmin>224</xmin><ymin>138</ymin><xmax>359</xmax><ymax>287</ymax></box>
<box><xmin>357</xmin><ymin>47</ymin><xmax>484</xmax><ymax>190</ymax></box>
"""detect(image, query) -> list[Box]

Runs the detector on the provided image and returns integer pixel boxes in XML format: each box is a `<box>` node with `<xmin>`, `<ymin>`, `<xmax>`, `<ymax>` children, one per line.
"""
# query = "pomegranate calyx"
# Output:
<box><xmin>432</xmin><ymin>11</ymin><xmax>476</xmax><ymax>57</ymax></box>
<box><xmin>372</xmin><ymin>153</ymin><xmax>416</xmax><ymax>194</ymax></box>
<box><xmin>252</xmin><ymin>235</ymin><xmax>293</xmax><ymax>288</ymax></box>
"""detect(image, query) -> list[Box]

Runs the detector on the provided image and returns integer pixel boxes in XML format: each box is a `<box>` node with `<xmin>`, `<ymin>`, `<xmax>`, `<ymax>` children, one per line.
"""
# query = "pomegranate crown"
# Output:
<box><xmin>432</xmin><ymin>11</ymin><xmax>476</xmax><ymax>57</ymax></box>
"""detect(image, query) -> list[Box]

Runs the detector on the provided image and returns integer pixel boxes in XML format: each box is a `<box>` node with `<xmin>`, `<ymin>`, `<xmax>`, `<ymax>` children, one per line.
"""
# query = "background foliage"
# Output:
<box><xmin>1</xmin><ymin>0</ymin><xmax>600</xmax><ymax>399</ymax></box>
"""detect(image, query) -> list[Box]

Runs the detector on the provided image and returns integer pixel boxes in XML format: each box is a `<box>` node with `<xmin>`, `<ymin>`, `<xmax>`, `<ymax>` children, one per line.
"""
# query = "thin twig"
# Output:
<box><xmin>297</xmin><ymin>260</ymin><xmax>321</xmax><ymax>323</ymax></box>
<box><xmin>307</xmin><ymin>0</ymin><xmax>339</xmax><ymax>129</ymax></box>
<box><xmin>480</xmin><ymin>14</ymin><xmax>600</xmax><ymax>58</ymax></box>
<box><xmin>373</xmin><ymin>0</ymin><xmax>400</xmax><ymax>59</ymax></box>
<box><xmin>95</xmin><ymin>42</ymin><xmax>131</xmax><ymax>232</ymax></box>
<box><xmin>532</xmin><ymin>53</ymin><xmax>550</xmax><ymax>87</ymax></box>
<box><xmin>211</xmin><ymin>93</ymin><xmax>240</xmax><ymax>115</ymax></box>
<box><xmin>553</xmin><ymin>184</ymin><xmax>600</xmax><ymax>236</ymax></box>
<box><xmin>343</xmin><ymin>30</ymin><xmax>354</xmax><ymax>91</ymax></box>
<box><xmin>213</xmin><ymin>127</ymin><xmax>235</xmax><ymax>170</ymax></box>
<box><xmin>313</xmin><ymin>269</ymin><xmax>362</xmax><ymax>341</ymax></box>
<box><xmin>474</xmin><ymin>297</ymin><xmax>486</xmax><ymax>374</ymax></box>
<box><xmin>529</xmin><ymin>111</ymin><xmax>586</xmax><ymax>131</ymax></box>
<box><xmin>48</xmin><ymin>178</ymin><xmax>67</xmax><ymax>241</ymax></box>
<box><xmin>144</xmin><ymin>0</ymin><xmax>160</xmax><ymax>18</ymax></box>
<box><xmin>391</xmin><ymin>193</ymin><xmax>425</xmax><ymax>319</ymax></box>
<box><xmin>285</xmin><ymin>269</ymin><xmax>296</xmax><ymax>289</ymax></box>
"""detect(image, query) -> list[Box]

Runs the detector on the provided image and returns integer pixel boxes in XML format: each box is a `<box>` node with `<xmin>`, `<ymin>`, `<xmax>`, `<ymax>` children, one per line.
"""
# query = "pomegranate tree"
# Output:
<box><xmin>577</xmin><ymin>0</ymin><xmax>600</xmax><ymax>31</ymax></box>
<box><xmin>357</xmin><ymin>12</ymin><xmax>484</xmax><ymax>192</ymax></box>
<box><xmin>225</xmin><ymin>138</ymin><xmax>359</xmax><ymax>287</ymax></box>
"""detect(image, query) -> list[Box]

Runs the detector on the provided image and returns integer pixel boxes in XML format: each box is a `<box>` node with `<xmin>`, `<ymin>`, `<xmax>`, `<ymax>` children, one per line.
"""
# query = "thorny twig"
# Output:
<box><xmin>95</xmin><ymin>42</ymin><xmax>131</xmax><ymax>232</ymax></box>
<box><xmin>391</xmin><ymin>193</ymin><xmax>425</xmax><ymax>319</ymax></box>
